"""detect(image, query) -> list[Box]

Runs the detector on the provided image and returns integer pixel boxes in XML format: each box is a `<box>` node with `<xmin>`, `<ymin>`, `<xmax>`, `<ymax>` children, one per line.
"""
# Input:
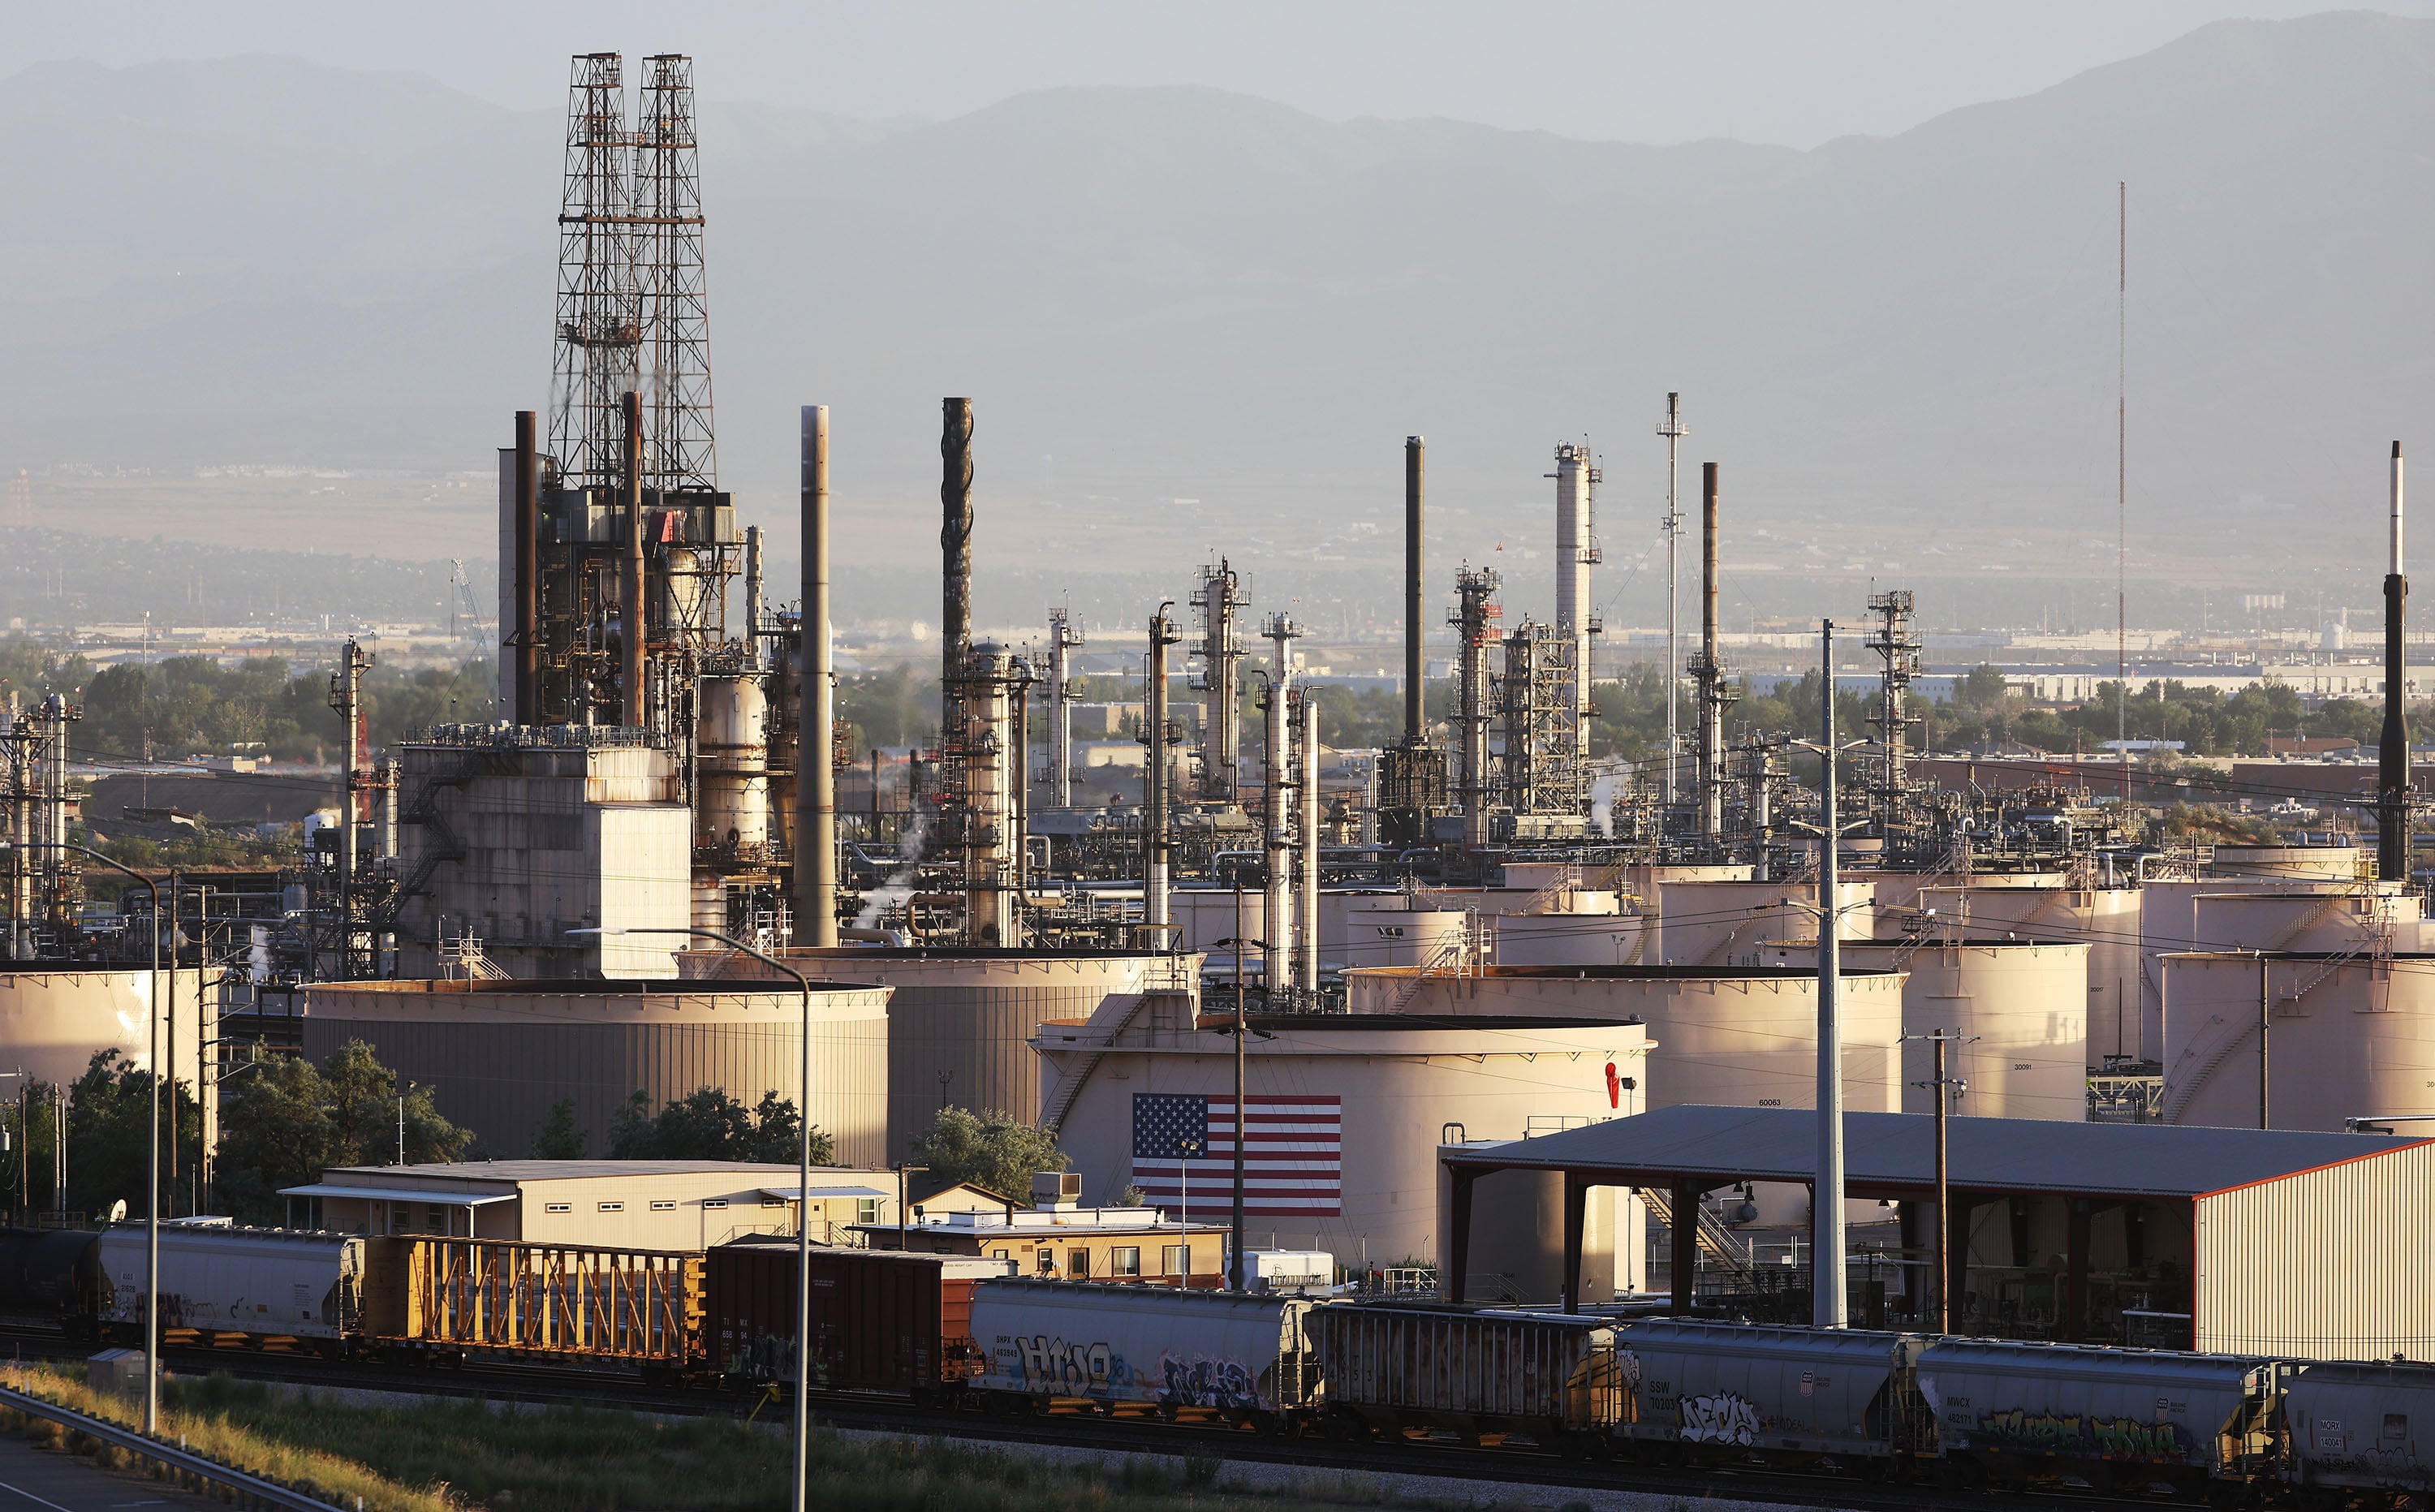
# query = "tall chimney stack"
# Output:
<box><xmin>620</xmin><ymin>390</ymin><xmax>647</xmax><ymax>728</ymax></box>
<box><xmin>2381</xmin><ymin>441</ymin><xmax>2411</xmax><ymax>882</ymax></box>
<box><xmin>799</xmin><ymin>406</ymin><xmax>838</xmax><ymax>946</ymax></box>
<box><xmin>513</xmin><ymin>410</ymin><xmax>539</xmax><ymax>724</ymax></box>
<box><xmin>942</xmin><ymin>398</ymin><xmax>975</xmax><ymax>670</ymax></box>
<box><xmin>1404</xmin><ymin>436</ymin><xmax>1425</xmax><ymax>746</ymax></box>
<box><xmin>1697</xmin><ymin>462</ymin><xmax>1724</xmax><ymax>838</ymax></box>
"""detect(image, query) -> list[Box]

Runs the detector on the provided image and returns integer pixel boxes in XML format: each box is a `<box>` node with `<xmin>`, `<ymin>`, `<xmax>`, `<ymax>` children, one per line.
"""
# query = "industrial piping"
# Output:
<box><xmin>620</xmin><ymin>390</ymin><xmax>647</xmax><ymax>729</ymax></box>
<box><xmin>798</xmin><ymin>406</ymin><xmax>838</xmax><ymax>947</ymax></box>
<box><xmin>513</xmin><ymin>410</ymin><xmax>539</xmax><ymax>724</ymax></box>
<box><xmin>1404</xmin><ymin>437</ymin><xmax>1424</xmax><ymax>744</ymax></box>
<box><xmin>2382</xmin><ymin>441</ymin><xmax>2411</xmax><ymax>883</ymax></box>
<box><xmin>1144</xmin><ymin>605</ymin><xmax>1178</xmax><ymax>950</ymax></box>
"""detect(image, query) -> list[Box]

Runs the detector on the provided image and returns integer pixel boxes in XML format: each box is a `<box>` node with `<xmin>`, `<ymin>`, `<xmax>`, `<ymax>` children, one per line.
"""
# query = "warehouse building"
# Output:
<box><xmin>300</xmin><ymin>977</ymin><xmax>890</xmax><ymax>1165</ymax></box>
<box><xmin>278</xmin><ymin>1160</ymin><xmax>981</xmax><ymax>1247</ymax></box>
<box><xmin>1439</xmin><ymin>1104</ymin><xmax>2435</xmax><ymax>1361</ymax></box>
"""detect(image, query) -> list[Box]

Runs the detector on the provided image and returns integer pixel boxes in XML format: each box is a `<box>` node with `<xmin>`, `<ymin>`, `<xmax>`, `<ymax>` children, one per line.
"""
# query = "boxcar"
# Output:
<box><xmin>1917</xmin><ymin>1338</ymin><xmax>2283</xmax><ymax>1492</ymax></box>
<box><xmin>361</xmin><ymin>1235</ymin><xmax>700</xmax><ymax>1373</ymax></box>
<box><xmin>1311</xmin><ymin>1303</ymin><xmax>1623</xmax><ymax>1447</ymax></box>
<box><xmin>1617</xmin><ymin>1320</ymin><xmax>1929</xmax><ymax>1464</ymax></box>
<box><xmin>97</xmin><ymin>1226</ymin><xmax>360</xmax><ymax>1349</ymax></box>
<box><xmin>705</xmin><ymin>1237</ymin><xmax>1008</xmax><ymax>1399</ymax></box>
<box><xmin>2282</xmin><ymin>1359</ymin><xmax>2435</xmax><ymax>1501</ymax></box>
<box><xmin>969</xmin><ymin>1279</ymin><xmax>1317</xmax><ymax>1425</ymax></box>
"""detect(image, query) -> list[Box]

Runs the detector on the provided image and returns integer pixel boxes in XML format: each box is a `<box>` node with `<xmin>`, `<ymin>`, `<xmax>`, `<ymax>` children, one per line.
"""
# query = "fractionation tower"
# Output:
<box><xmin>1259</xmin><ymin>613</ymin><xmax>1302</xmax><ymax>998</ymax></box>
<box><xmin>1450</xmin><ymin>565</ymin><xmax>1503</xmax><ymax>848</ymax></box>
<box><xmin>1654</xmin><ymin>393</ymin><xmax>1689</xmax><ymax>811</ymax></box>
<box><xmin>1187</xmin><ymin>560</ymin><xmax>1246</xmax><ymax>802</ymax></box>
<box><xmin>1689</xmin><ymin>462</ymin><xmax>1736</xmax><ymax>841</ymax></box>
<box><xmin>1044</xmin><ymin>606</ymin><xmax>1082</xmax><ymax>808</ymax></box>
<box><xmin>1550</xmin><ymin>441</ymin><xmax>1601</xmax><ymax>773</ymax></box>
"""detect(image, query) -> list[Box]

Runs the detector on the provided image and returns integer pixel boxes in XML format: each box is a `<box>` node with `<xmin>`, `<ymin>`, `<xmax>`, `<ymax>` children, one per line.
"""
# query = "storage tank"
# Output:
<box><xmin>1761</xmin><ymin>938</ymin><xmax>2090</xmax><ymax>1122</ymax></box>
<box><xmin>681</xmin><ymin>946</ymin><xmax>1191</xmax><ymax>1162</ymax></box>
<box><xmin>1903</xmin><ymin>886</ymin><xmax>2140</xmax><ymax>1068</ymax></box>
<box><xmin>1033</xmin><ymin>1004</ymin><xmax>1650</xmax><ymax>1300</ymax></box>
<box><xmin>2159</xmin><ymin>950</ymin><xmax>2435</xmax><ymax>1131</ymax></box>
<box><xmin>1332</xmin><ymin>898</ymin><xmax>1468</xmax><ymax>971</ymax></box>
<box><xmin>1350</xmin><ymin>964</ymin><xmax>1903</xmax><ymax>1117</ymax></box>
<box><xmin>1492</xmin><ymin>911</ymin><xmax>1653</xmax><ymax>967</ymax></box>
<box><xmin>300</xmin><ymin>977</ymin><xmax>890</xmax><ymax>1165</ymax></box>
<box><xmin>0</xmin><ymin>969</ymin><xmax>207</xmax><ymax>1096</ymax></box>
<box><xmin>1616</xmin><ymin>863</ymin><xmax>1750</xmax><ymax>958</ymax></box>
<box><xmin>2209</xmin><ymin>842</ymin><xmax>2366</xmax><ymax>880</ymax></box>
<box><xmin>1867</xmin><ymin>869</ymin><xmax>2062</xmax><ymax>920</ymax></box>
<box><xmin>2140</xmin><ymin>877</ymin><xmax>2363</xmax><ymax>1064</ymax></box>
<box><xmin>2190</xmin><ymin>887</ymin><xmax>2425</xmax><ymax>955</ymax></box>
<box><xmin>1657</xmin><ymin>879</ymin><xmax>1877</xmax><ymax>967</ymax></box>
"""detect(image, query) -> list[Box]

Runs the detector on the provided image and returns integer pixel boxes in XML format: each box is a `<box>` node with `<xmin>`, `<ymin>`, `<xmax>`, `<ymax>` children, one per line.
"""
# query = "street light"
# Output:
<box><xmin>29</xmin><ymin>842</ymin><xmax>162</xmax><ymax>1433</ymax></box>
<box><xmin>571</xmin><ymin>924</ymin><xmax>817</xmax><ymax>1512</ymax></box>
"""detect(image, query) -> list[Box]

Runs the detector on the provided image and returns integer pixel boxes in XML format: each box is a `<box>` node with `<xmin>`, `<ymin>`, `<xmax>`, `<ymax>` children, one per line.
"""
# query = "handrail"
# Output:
<box><xmin>0</xmin><ymin>1381</ymin><xmax>349</xmax><ymax>1510</ymax></box>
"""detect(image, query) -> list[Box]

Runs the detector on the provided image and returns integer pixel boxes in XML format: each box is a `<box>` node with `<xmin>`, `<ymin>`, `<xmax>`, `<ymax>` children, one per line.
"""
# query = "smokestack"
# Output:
<box><xmin>1145</xmin><ymin>607</ymin><xmax>1177</xmax><ymax>949</ymax></box>
<box><xmin>514</xmin><ymin>411</ymin><xmax>539</xmax><ymax>724</ymax></box>
<box><xmin>799</xmin><ymin>406</ymin><xmax>838</xmax><ymax>947</ymax></box>
<box><xmin>1404</xmin><ymin>437</ymin><xmax>1424</xmax><ymax>746</ymax></box>
<box><xmin>2381</xmin><ymin>441</ymin><xmax>2411</xmax><ymax>883</ymax></box>
<box><xmin>1698</xmin><ymin>462</ymin><xmax>1723</xmax><ymax>838</ymax></box>
<box><xmin>942</xmin><ymin>398</ymin><xmax>975</xmax><ymax>670</ymax></box>
<box><xmin>620</xmin><ymin>390</ymin><xmax>647</xmax><ymax>728</ymax></box>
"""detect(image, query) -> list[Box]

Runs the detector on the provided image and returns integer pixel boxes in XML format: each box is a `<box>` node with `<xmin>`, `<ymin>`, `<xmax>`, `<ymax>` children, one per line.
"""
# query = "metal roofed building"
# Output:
<box><xmin>282</xmin><ymin>1160</ymin><xmax>919</xmax><ymax>1248</ymax></box>
<box><xmin>1439</xmin><ymin>1104</ymin><xmax>2435</xmax><ymax>1362</ymax></box>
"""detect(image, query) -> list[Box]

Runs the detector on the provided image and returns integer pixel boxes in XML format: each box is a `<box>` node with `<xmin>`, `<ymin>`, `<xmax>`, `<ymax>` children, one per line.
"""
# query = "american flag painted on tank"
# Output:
<box><xmin>1130</xmin><ymin>1092</ymin><xmax>1342</xmax><ymax>1218</ymax></box>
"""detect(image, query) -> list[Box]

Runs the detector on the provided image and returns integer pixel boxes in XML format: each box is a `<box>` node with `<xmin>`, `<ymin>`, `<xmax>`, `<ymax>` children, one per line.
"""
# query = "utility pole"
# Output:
<box><xmin>1812</xmin><ymin>621</ymin><xmax>1847</xmax><ymax>1329</ymax></box>
<box><xmin>1656</xmin><ymin>394</ymin><xmax>1688</xmax><ymax>816</ymax></box>
<box><xmin>2258</xmin><ymin>950</ymin><xmax>2271</xmax><ymax>1131</ymax></box>
<box><xmin>1904</xmin><ymin>1029</ymin><xmax>1973</xmax><ymax>1333</ymax></box>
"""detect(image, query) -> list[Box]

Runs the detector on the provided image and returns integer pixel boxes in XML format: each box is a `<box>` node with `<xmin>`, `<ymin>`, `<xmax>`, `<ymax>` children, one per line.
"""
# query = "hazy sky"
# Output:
<box><xmin>12</xmin><ymin>1</ymin><xmax>2435</xmax><ymax>146</ymax></box>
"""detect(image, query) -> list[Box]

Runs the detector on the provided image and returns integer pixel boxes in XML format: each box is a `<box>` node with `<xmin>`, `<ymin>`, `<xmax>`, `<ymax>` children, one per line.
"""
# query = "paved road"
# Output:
<box><xmin>0</xmin><ymin>1434</ymin><xmax>213</xmax><ymax>1510</ymax></box>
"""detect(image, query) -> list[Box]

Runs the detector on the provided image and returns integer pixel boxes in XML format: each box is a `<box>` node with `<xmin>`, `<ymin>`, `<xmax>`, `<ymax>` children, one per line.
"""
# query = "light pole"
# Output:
<box><xmin>32</xmin><ymin>842</ymin><xmax>162</xmax><ymax>1432</ymax></box>
<box><xmin>571</xmin><ymin>924</ymin><xmax>817</xmax><ymax>1512</ymax></box>
<box><xmin>1212</xmin><ymin>931</ymin><xmax>1272</xmax><ymax>1292</ymax></box>
<box><xmin>1174</xmin><ymin>1135</ymin><xmax>1201</xmax><ymax>1287</ymax></box>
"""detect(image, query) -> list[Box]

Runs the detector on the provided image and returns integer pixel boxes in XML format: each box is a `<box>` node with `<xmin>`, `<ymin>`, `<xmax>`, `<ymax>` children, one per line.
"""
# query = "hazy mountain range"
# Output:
<box><xmin>1</xmin><ymin>12</ymin><xmax>2429</xmax><ymax>635</ymax></box>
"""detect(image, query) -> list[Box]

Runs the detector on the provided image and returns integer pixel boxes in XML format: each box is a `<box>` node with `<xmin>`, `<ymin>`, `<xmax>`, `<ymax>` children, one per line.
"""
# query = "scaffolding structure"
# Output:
<box><xmin>1450</xmin><ymin>566</ymin><xmax>1503</xmax><ymax>847</ymax></box>
<box><xmin>1499</xmin><ymin>618</ymin><xmax>1585</xmax><ymax>821</ymax></box>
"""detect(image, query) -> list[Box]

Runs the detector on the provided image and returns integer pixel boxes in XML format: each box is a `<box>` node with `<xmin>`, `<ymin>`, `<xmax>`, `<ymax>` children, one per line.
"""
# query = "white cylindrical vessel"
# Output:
<box><xmin>2161</xmin><ymin>950</ymin><xmax>2435</xmax><ymax>1131</ymax></box>
<box><xmin>696</xmin><ymin>674</ymin><xmax>769</xmax><ymax>848</ymax></box>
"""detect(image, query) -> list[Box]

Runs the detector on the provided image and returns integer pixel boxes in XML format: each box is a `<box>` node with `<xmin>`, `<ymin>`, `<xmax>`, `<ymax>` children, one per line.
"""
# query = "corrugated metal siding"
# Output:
<box><xmin>301</xmin><ymin>1006</ymin><xmax>888</xmax><ymax>1168</ymax></box>
<box><xmin>2196</xmin><ymin>1142</ymin><xmax>2435</xmax><ymax>1360</ymax></box>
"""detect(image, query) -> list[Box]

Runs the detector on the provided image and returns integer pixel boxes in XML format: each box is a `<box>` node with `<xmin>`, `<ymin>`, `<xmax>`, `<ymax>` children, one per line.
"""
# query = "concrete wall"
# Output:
<box><xmin>300</xmin><ymin>979</ymin><xmax>890</xmax><ymax>1165</ymax></box>
<box><xmin>1035</xmin><ymin>1007</ymin><xmax>1649</xmax><ymax>1300</ymax></box>
<box><xmin>2161</xmin><ymin>952</ymin><xmax>2435</xmax><ymax>1132</ymax></box>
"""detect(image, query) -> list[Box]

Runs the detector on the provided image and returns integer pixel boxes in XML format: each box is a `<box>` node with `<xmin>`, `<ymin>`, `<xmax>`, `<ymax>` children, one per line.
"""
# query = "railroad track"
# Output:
<box><xmin>0</xmin><ymin>1322</ymin><xmax>2162</xmax><ymax>1512</ymax></box>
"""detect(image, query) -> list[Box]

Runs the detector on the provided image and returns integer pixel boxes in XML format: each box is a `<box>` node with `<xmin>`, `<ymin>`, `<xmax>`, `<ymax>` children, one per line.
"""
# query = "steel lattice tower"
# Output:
<box><xmin>550</xmin><ymin>54</ymin><xmax>640</xmax><ymax>490</ymax></box>
<box><xmin>635</xmin><ymin>55</ymin><xmax>717</xmax><ymax>491</ymax></box>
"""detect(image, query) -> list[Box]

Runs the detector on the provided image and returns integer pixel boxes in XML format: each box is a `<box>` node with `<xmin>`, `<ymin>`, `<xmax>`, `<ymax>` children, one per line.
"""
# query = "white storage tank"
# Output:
<box><xmin>2140</xmin><ymin>877</ymin><xmax>2360</xmax><ymax>1064</ymax></box>
<box><xmin>2189</xmin><ymin>887</ymin><xmax>2425</xmax><ymax>955</ymax></box>
<box><xmin>696</xmin><ymin>675</ymin><xmax>769</xmax><ymax>850</ymax></box>
<box><xmin>1907</xmin><ymin>887</ymin><xmax>2141</xmax><ymax>1068</ymax></box>
<box><xmin>0</xmin><ymin>968</ymin><xmax>207</xmax><ymax>1099</ymax></box>
<box><xmin>1658</xmin><ymin>879</ymin><xmax>1877</xmax><ymax>968</ymax></box>
<box><xmin>1762</xmin><ymin>938</ymin><xmax>2090</xmax><ymax>1122</ymax></box>
<box><xmin>2160</xmin><ymin>950</ymin><xmax>2435</xmax><ymax>1131</ymax></box>
<box><xmin>301</xmin><ymin>977</ymin><xmax>890</xmax><ymax>1165</ymax></box>
<box><xmin>1492</xmin><ymin>911</ymin><xmax>1653</xmax><ymax>967</ymax></box>
<box><xmin>1331</xmin><ymin>897</ymin><xmax>1468</xmax><ymax>971</ymax></box>
<box><xmin>683</xmin><ymin>946</ymin><xmax>1190</xmax><ymax>1162</ymax></box>
<box><xmin>1867</xmin><ymin>869</ymin><xmax>2062</xmax><ymax>920</ymax></box>
<box><xmin>2210</xmin><ymin>843</ymin><xmax>2367</xmax><ymax>880</ymax></box>
<box><xmin>1033</xmin><ymin>1002</ymin><xmax>1651</xmax><ymax>1301</ymax></box>
<box><xmin>1616</xmin><ymin>863</ymin><xmax>1751</xmax><ymax>958</ymax></box>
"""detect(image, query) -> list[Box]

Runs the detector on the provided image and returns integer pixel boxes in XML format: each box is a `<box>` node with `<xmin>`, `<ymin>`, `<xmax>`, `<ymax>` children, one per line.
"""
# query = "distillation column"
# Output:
<box><xmin>2382</xmin><ymin>441</ymin><xmax>2411</xmax><ymax>882</ymax></box>
<box><xmin>1190</xmin><ymin>562</ymin><xmax>1245</xmax><ymax>802</ymax></box>
<box><xmin>1297</xmin><ymin>690</ymin><xmax>1321</xmax><ymax>999</ymax></box>
<box><xmin>1552</xmin><ymin>443</ymin><xmax>1598</xmax><ymax>772</ymax></box>
<box><xmin>1692</xmin><ymin>463</ymin><xmax>1728</xmax><ymax>839</ymax></box>
<box><xmin>1262</xmin><ymin>615</ymin><xmax>1299</xmax><ymax>999</ymax></box>
<box><xmin>1453</xmin><ymin>567</ymin><xmax>1502</xmax><ymax>848</ymax></box>
<box><xmin>1144</xmin><ymin>607</ymin><xmax>1179</xmax><ymax>950</ymax></box>
<box><xmin>1046</xmin><ymin>608</ymin><xmax>1080</xmax><ymax>808</ymax></box>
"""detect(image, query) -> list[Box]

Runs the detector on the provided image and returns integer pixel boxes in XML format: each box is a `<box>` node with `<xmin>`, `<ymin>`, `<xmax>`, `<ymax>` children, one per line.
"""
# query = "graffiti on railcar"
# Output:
<box><xmin>1968</xmin><ymin>1409</ymin><xmax>2192</xmax><ymax>1462</ymax></box>
<box><xmin>1680</xmin><ymin>1391</ymin><xmax>1761</xmax><ymax>1446</ymax></box>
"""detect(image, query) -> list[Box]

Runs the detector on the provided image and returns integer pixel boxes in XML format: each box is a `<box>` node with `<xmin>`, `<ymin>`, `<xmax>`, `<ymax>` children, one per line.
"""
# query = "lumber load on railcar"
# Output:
<box><xmin>361</xmin><ymin>1235</ymin><xmax>701</xmax><ymax>1372</ymax></box>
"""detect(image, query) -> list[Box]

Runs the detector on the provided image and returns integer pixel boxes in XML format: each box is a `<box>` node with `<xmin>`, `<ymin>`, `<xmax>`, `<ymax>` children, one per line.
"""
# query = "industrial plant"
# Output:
<box><xmin>3</xmin><ymin>54</ymin><xmax>2434</xmax><ymax>1497</ymax></box>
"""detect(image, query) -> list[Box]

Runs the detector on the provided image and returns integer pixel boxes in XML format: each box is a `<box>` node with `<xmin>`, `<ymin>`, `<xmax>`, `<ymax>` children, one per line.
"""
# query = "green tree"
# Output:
<box><xmin>66</xmin><ymin>1049</ymin><xmax>202</xmax><ymax>1221</ymax></box>
<box><xmin>529</xmin><ymin>1098</ymin><xmax>586</xmax><ymax>1160</ymax></box>
<box><xmin>911</xmin><ymin>1107</ymin><xmax>1069</xmax><ymax>1204</ymax></box>
<box><xmin>213</xmin><ymin>1041</ymin><xmax>472</xmax><ymax>1225</ymax></box>
<box><xmin>606</xmin><ymin>1088</ymin><xmax>830</xmax><ymax>1165</ymax></box>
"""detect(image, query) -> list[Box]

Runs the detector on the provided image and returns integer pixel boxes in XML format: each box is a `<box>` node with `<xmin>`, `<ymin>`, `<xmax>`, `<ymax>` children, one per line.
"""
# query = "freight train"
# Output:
<box><xmin>4</xmin><ymin>1224</ymin><xmax>2430</xmax><ymax>1506</ymax></box>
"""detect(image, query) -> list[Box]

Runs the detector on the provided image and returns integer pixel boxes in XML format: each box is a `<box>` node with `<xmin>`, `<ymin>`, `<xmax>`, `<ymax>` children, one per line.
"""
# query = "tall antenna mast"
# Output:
<box><xmin>2117</xmin><ymin>182</ymin><xmax>2129</xmax><ymax>804</ymax></box>
<box><xmin>1656</xmin><ymin>394</ymin><xmax>1688</xmax><ymax>816</ymax></box>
